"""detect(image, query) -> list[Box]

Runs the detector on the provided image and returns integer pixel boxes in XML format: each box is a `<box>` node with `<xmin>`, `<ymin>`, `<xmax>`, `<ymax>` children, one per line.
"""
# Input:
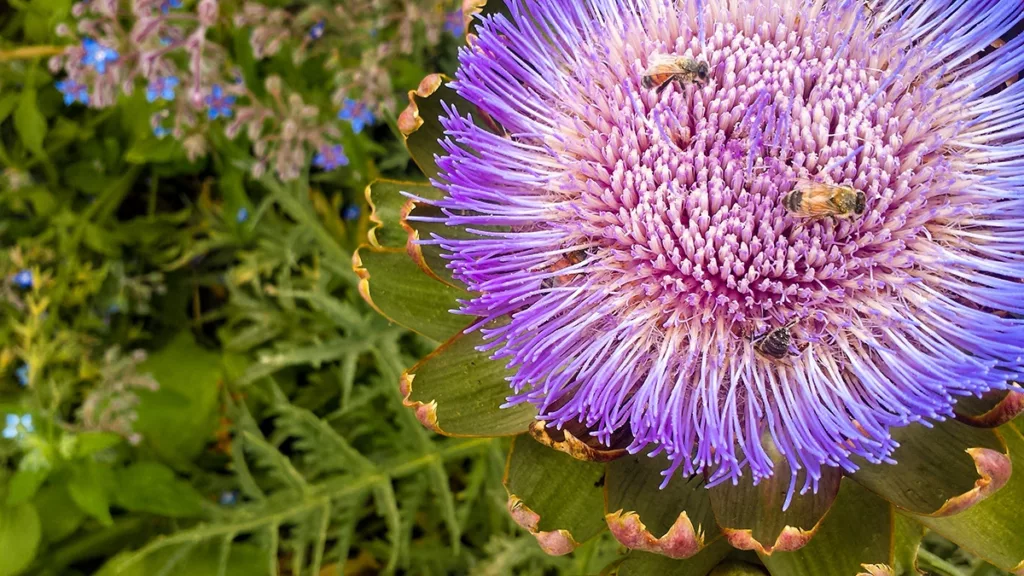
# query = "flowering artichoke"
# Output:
<box><xmin>354</xmin><ymin>0</ymin><xmax>1024</xmax><ymax>573</ymax></box>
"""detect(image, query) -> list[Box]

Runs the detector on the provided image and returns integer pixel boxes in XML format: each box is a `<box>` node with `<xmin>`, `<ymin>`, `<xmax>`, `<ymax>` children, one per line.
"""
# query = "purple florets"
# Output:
<box><xmin>427</xmin><ymin>0</ymin><xmax>1024</xmax><ymax>494</ymax></box>
<box><xmin>308</xmin><ymin>19</ymin><xmax>325</xmax><ymax>41</ymax></box>
<box><xmin>444</xmin><ymin>10</ymin><xmax>463</xmax><ymax>36</ymax></box>
<box><xmin>146</xmin><ymin>76</ymin><xmax>179</xmax><ymax>103</ymax></box>
<box><xmin>81</xmin><ymin>38</ymin><xmax>118</xmax><ymax>74</ymax></box>
<box><xmin>12</xmin><ymin>270</ymin><xmax>33</xmax><ymax>290</ymax></box>
<box><xmin>205</xmin><ymin>84</ymin><xmax>235</xmax><ymax>120</ymax></box>
<box><xmin>15</xmin><ymin>364</ymin><xmax>29</xmax><ymax>387</ymax></box>
<box><xmin>56</xmin><ymin>79</ymin><xmax>90</xmax><ymax>106</ymax></box>
<box><xmin>313</xmin><ymin>144</ymin><xmax>349</xmax><ymax>171</ymax></box>
<box><xmin>338</xmin><ymin>98</ymin><xmax>374</xmax><ymax>134</ymax></box>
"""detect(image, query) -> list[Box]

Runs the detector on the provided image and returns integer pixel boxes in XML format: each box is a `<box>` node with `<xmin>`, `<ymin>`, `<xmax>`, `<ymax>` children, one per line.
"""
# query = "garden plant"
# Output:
<box><xmin>1</xmin><ymin>0</ymin><xmax>1023</xmax><ymax>575</ymax></box>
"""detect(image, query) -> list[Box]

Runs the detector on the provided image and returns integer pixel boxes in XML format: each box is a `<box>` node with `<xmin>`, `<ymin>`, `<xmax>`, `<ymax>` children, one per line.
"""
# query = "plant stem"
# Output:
<box><xmin>918</xmin><ymin>549</ymin><xmax>967</xmax><ymax>576</ymax></box>
<box><xmin>0</xmin><ymin>45</ymin><xmax>63</xmax><ymax>62</ymax></box>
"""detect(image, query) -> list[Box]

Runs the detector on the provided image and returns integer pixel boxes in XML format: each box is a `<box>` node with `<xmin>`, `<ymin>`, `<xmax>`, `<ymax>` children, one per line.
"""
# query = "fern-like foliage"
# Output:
<box><xmin>94</xmin><ymin>184</ymin><xmax>532</xmax><ymax>576</ymax></box>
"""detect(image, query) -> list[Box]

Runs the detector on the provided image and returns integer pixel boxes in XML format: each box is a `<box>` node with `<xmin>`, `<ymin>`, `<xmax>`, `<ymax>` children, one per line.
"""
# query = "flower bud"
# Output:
<box><xmin>265</xmin><ymin>75</ymin><xmax>281</xmax><ymax>96</ymax></box>
<box><xmin>282</xmin><ymin>119</ymin><xmax>298</xmax><ymax>140</ymax></box>
<box><xmin>197</xmin><ymin>0</ymin><xmax>218</xmax><ymax>27</ymax></box>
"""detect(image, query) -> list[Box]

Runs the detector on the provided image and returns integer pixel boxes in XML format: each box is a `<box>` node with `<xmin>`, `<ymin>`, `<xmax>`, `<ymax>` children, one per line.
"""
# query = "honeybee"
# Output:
<box><xmin>642</xmin><ymin>54</ymin><xmax>710</xmax><ymax>93</ymax></box>
<box><xmin>750</xmin><ymin>319</ymin><xmax>803</xmax><ymax>361</ymax></box>
<box><xmin>541</xmin><ymin>250</ymin><xmax>587</xmax><ymax>289</ymax></box>
<box><xmin>783</xmin><ymin>179</ymin><xmax>866</xmax><ymax>220</ymax></box>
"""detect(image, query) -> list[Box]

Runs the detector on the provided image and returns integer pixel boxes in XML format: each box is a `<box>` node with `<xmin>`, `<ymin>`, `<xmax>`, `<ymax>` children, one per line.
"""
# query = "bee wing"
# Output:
<box><xmin>645</xmin><ymin>53</ymin><xmax>683</xmax><ymax>68</ymax></box>
<box><xmin>792</xmin><ymin>178</ymin><xmax>841</xmax><ymax>217</ymax></box>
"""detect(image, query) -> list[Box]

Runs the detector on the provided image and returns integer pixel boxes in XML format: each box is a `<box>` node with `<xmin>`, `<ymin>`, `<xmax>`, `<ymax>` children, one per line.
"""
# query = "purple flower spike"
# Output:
<box><xmin>313</xmin><ymin>144</ymin><xmax>349</xmax><ymax>171</ymax></box>
<box><xmin>338</xmin><ymin>98</ymin><xmax>374</xmax><ymax>134</ymax></box>
<box><xmin>205</xmin><ymin>84</ymin><xmax>235</xmax><ymax>120</ymax></box>
<box><xmin>55</xmin><ymin>79</ymin><xmax>89</xmax><ymax>106</ymax></box>
<box><xmin>431</xmin><ymin>0</ymin><xmax>1024</xmax><ymax>496</ymax></box>
<box><xmin>81</xmin><ymin>38</ymin><xmax>119</xmax><ymax>74</ymax></box>
<box><xmin>146</xmin><ymin>76</ymin><xmax>179</xmax><ymax>103</ymax></box>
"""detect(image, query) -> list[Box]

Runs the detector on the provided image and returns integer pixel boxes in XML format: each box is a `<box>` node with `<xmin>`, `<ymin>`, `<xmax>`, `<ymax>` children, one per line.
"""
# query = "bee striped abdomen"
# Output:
<box><xmin>783</xmin><ymin>190</ymin><xmax>803</xmax><ymax>213</ymax></box>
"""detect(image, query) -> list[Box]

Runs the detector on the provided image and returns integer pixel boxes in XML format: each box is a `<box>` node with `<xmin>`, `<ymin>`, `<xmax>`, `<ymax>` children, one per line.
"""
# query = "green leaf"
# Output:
<box><xmin>616</xmin><ymin>538</ymin><xmax>732</xmax><ymax>576</ymax></box>
<box><xmin>366</xmin><ymin>180</ymin><xmax>439</xmax><ymax>250</ymax></box>
<box><xmin>125</xmin><ymin>137</ymin><xmax>185</xmax><ymax>164</ymax></box>
<box><xmin>759</xmin><ymin>480</ymin><xmax>892</xmax><ymax>576</ymax></box>
<box><xmin>910</xmin><ymin>420</ymin><xmax>1024</xmax><ymax>573</ymax></box>
<box><xmin>5</xmin><ymin>466</ymin><xmax>49</xmax><ymax>506</ymax></box>
<box><xmin>892</xmin><ymin>514</ymin><xmax>924</xmax><ymax>576</ymax></box>
<box><xmin>401</xmin><ymin>326</ymin><xmax>536</xmax><ymax>436</ymax></box>
<box><xmin>850</xmin><ymin>419</ymin><xmax>1010</xmax><ymax>516</ymax></box>
<box><xmin>76</xmin><ymin>431</ymin><xmax>124</xmax><ymax>457</ymax></box>
<box><xmin>67</xmin><ymin>460</ymin><xmax>115</xmax><ymax>527</ymax></box>
<box><xmin>113</xmin><ymin>461</ymin><xmax>206</xmax><ymax>518</ymax></box>
<box><xmin>14</xmin><ymin>88</ymin><xmax>47</xmax><ymax>157</ymax></box>
<box><xmin>708</xmin><ymin>434</ymin><xmax>842</xmax><ymax>555</ymax></box>
<box><xmin>503</xmin><ymin>436</ymin><xmax>606</xmax><ymax>555</ymax></box>
<box><xmin>33</xmin><ymin>483</ymin><xmax>86</xmax><ymax>544</ymax></box>
<box><xmin>0</xmin><ymin>93</ymin><xmax>19</xmax><ymax>124</ymax></box>
<box><xmin>135</xmin><ymin>331</ymin><xmax>222</xmax><ymax>467</ymax></box>
<box><xmin>605</xmin><ymin>453</ymin><xmax>719</xmax><ymax>559</ymax></box>
<box><xmin>0</xmin><ymin>501</ymin><xmax>42</xmax><ymax>576</ymax></box>
<box><xmin>96</xmin><ymin>540</ymin><xmax>270</xmax><ymax>576</ymax></box>
<box><xmin>353</xmin><ymin>248</ymin><xmax>469</xmax><ymax>342</ymax></box>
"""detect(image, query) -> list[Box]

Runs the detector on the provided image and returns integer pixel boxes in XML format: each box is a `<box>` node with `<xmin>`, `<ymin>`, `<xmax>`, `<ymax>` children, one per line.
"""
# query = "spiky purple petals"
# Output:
<box><xmin>431</xmin><ymin>0</ymin><xmax>1024</xmax><ymax>493</ymax></box>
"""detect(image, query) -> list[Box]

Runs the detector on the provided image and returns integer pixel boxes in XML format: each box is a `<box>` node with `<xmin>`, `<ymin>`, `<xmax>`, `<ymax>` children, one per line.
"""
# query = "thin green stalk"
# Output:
<box><xmin>32</xmin><ymin>516</ymin><xmax>149</xmax><ymax>575</ymax></box>
<box><xmin>918</xmin><ymin>549</ymin><xmax>967</xmax><ymax>576</ymax></box>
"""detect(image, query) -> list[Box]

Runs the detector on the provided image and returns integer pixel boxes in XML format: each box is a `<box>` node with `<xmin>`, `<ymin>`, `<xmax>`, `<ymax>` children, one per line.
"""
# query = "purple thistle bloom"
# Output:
<box><xmin>146</xmin><ymin>76</ymin><xmax>179</xmax><ymax>103</ymax></box>
<box><xmin>444</xmin><ymin>9</ymin><xmax>463</xmax><ymax>36</ymax></box>
<box><xmin>81</xmin><ymin>38</ymin><xmax>119</xmax><ymax>74</ymax></box>
<box><xmin>429</xmin><ymin>0</ymin><xmax>1024</xmax><ymax>497</ymax></box>
<box><xmin>338</xmin><ymin>98</ymin><xmax>374</xmax><ymax>134</ymax></box>
<box><xmin>313</xmin><ymin>144</ymin><xmax>349</xmax><ymax>171</ymax></box>
<box><xmin>205</xmin><ymin>84</ymin><xmax>235</xmax><ymax>120</ymax></box>
<box><xmin>12</xmin><ymin>270</ymin><xmax>33</xmax><ymax>289</ymax></box>
<box><xmin>55</xmin><ymin>79</ymin><xmax>89</xmax><ymax>106</ymax></box>
<box><xmin>308</xmin><ymin>19</ymin><xmax>325</xmax><ymax>41</ymax></box>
